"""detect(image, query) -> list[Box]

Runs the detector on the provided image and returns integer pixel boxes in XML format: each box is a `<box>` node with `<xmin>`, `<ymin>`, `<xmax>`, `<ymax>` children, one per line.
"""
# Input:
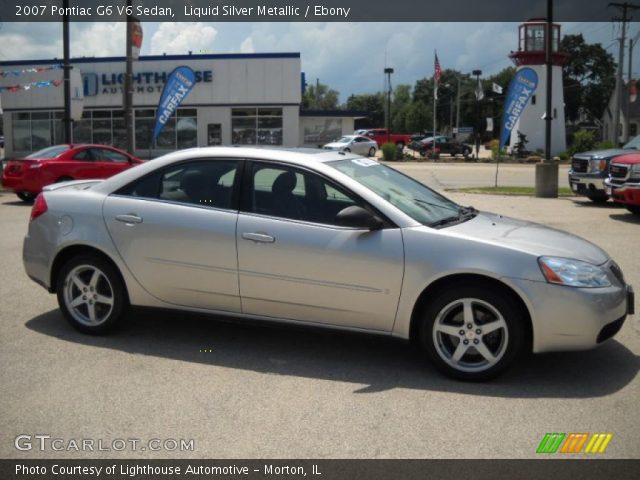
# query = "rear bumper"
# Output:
<box><xmin>1</xmin><ymin>173</ymin><xmax>40</xmax><ymax>193</ymax></box>
<box><xmin>506</xmin><ymin>277</ymin><xmax>631</xmax><ymax>353</ymax></box>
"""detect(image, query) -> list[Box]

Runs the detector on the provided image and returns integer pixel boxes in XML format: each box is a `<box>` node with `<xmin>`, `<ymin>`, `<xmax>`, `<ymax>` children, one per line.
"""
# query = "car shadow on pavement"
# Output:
<box><xmin>26</xmin><ymin>308</ymin><xmax>639</xmax><ymax>399</ymax></box>
<box><xmin>609</xmin><ymin>213</ymin><xmax>640</xmax><ymax>224</ymax></box>
<box><xmin>569</xmin><ymin>199</ymin><xmax>625</xmax><ymax>209</ymax></box>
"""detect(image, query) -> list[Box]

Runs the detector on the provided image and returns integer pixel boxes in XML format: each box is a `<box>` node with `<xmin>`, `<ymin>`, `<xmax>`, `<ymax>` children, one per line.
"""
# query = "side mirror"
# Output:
<box><xmin>335</xmin><ymin>206</ymin><xmax>384</xmax><ymax>230</ymax></box>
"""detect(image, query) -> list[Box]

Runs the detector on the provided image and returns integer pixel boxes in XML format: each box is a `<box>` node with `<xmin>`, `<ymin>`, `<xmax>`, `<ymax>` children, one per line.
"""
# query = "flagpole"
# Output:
<box><xmin>433</xmin><ymin>51</ymin><xmax>437</xmax><ymax>159</ymax></box>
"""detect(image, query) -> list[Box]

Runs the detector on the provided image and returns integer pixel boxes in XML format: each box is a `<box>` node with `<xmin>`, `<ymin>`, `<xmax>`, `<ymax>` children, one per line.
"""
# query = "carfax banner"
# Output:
<box><xmin>152</xmin><ymin>66</ymin><xmax>196</xmax><ymax>143</ymax></box>
<box><xmin>499</xmin><ymin>67</ymin><xmax>539</xmax><ymax>147</ymax></box>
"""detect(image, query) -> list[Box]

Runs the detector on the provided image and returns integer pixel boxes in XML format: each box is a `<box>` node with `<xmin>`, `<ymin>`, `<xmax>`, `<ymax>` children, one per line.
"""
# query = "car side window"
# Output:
<box><xmin>93</xmin><ymin>149</ymin><xmax>129</xmax><ymax>163</ymax></box>
<box><xmin>247</xmin><ymin>163</ymin><xmax>360</xmax><ymax>225</ymax></box>
<box><xmin>73</xmin><ymin>150</ymin><xmax>93</xmax><ymax>161</ymax></box>
<box><xmin>117</xmin><ymin>160</ymin><xmax>238</xmax><ymax>210</ymax></box>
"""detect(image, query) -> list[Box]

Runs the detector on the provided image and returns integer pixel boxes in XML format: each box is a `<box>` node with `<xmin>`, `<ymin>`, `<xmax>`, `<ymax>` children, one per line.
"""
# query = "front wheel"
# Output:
<box><xmin>419</xmin><ymin>286</ymin><xmax>525</xmax><ymax>381</ymax></box>
<box><xmin>56</xmin><ymin>254</ymin><xmax>128</xmax><ymax>334</ymax></box>
<box><xmin>625</xmin><ymin>204</ymin><xmax>640</xmax><ymax>215</ymax></box>
<box><xmin>587</xmin><ymin>195</ymin><xmax>609</xmax><ymax>204</ymax></box>
<box><xmin>343</xmin><ymin>148</ymin><xmax>351</xmax><ymax>153</ymax></box>
<box><xmin>17</xmin><ymin>192</ymin><xmax>36</xmax><ymax>202</ymax></box>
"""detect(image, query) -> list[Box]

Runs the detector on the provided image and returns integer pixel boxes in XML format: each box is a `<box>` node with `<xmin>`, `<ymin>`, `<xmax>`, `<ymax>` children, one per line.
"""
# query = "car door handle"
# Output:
<box><xmin>242</xmin><ymin>232</ymin><xmax>275</xmax><ymax>243</ymax></box>
<box><xmin>115</xmin><ymin>214</ymin><xmax>143</xmax><ymax>224</ymax></box>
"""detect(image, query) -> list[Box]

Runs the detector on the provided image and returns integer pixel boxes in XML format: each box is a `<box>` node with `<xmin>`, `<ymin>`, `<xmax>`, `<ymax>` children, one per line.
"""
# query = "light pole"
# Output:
<box><xmin>384</xmin><ymin>67</ymin><xmax>394</xmax><ymax>144</ymax></box>
<box><xmin>473</xmin><ymin>69</ymin><xmax>482</xmax><ymax>158</ymax></box>
<box><xmin>62</xmin><ymin>0</ymin><xmax>71</xmax><ymax>143</ymax></box>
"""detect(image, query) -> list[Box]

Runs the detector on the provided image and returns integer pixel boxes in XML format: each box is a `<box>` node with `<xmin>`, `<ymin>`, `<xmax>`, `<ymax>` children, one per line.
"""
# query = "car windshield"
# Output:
<box><xmin>26</xmin><ymin>145</ymin><xmax>71</xmax><ymax>159</ymax></box>
<box><xmin>622</xmin><ymin>136</ymin><xmax>640</xmax><ymax>149</ymax></box>
<box><xmin>329</xmin><ymin>158</ymin><xmax>471</xmax><ymax>227</ymax></box>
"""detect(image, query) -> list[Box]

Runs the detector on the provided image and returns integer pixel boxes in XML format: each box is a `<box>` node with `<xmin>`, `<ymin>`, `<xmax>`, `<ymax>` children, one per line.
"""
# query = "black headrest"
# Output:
<box><xmin>272</xmin><ymin>171</ymin><xmax>297</xmax><ymax>195</ymax></box>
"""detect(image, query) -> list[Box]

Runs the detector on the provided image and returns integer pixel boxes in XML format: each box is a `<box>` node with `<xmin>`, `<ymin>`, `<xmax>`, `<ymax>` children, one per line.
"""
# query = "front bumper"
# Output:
<box><xmin>568</xmin><ymin>171</ymin><xmax>607</xmax><ymax>196</ymax></box>
<box><xmin>506</xmin><ymin>276</ymin><xmax>632</xmax><ymax>353</ymax></box>
<box><xmin>605</xmin><ymin>178</ymin><xmax>640</xmax><ymax>205</ymax></box>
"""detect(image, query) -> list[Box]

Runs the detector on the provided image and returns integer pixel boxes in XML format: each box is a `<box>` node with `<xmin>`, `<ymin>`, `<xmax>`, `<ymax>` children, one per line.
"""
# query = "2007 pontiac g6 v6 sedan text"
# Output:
<box><xmin>23</xmin><ymin>147</ymin><xmax>634</xmax><ymax>380</ymax></box>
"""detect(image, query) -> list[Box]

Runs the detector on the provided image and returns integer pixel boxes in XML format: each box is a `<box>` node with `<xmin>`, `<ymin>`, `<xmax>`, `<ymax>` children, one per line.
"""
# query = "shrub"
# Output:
<box><xmin>568</xmin><ymin>130</ymin><xmax>596</xmax><ymax>156</ymax></box>
<box><xmin>381</xmin><ymin>142</ymin><xmax>397</xmax><ymax>161</ymax></box>
<box><xmin>557</xmin><ymin>151</ymin><xmax>570</xmax><ymax>161</ymax></box>
<box><xmin>595</xmin><ymin>140</ymin><xmax>616</xmax><ymax>150</ymax></box>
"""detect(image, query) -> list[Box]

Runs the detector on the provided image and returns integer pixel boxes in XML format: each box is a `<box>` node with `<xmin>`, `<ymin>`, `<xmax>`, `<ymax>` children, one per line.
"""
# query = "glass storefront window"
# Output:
<box><xmin>232</xmin><ymin>107</ymin><xmax>282</xmax><ymax>146</ymax></box>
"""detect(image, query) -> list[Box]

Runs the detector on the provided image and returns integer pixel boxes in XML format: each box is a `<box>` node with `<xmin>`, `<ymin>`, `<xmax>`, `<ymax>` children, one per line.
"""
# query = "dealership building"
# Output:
<box><xmin>0</xmin><ymin>52</ymin><xmax>360</xmax><ymax>158</ymax></box>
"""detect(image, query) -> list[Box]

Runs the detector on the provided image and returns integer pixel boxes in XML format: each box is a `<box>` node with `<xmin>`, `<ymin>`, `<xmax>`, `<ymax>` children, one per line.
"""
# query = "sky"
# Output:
<box><xmin>0</xmin><ymin>21</ymin><xmax>634</xmax><ymax>101</ymax></box>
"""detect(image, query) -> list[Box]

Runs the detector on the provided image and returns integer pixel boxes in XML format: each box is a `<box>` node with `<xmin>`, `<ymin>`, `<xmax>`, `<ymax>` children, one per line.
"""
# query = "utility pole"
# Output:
<box><xmin>123</xmin><ymin>0</ymin><xmax>134</xmax><ymax>154</ymax></box>
<box><xmin>625</xmin><ymin>31</ymin><xmax>640</xmax><ymax>141</ymax></box>
<box><xmin>62</xmin><ymin>0</ymin><xmax>71</xmax><ymax>144</ymax></box>
<box><xmin>455</xmin><ymin>75</ymin><xmax>461</xmax><ymax>139</ymax></box>
<box><xmin>609</xmin><ymin>2</ymin><xmax>640</xmax><ymax>145</ymax></box>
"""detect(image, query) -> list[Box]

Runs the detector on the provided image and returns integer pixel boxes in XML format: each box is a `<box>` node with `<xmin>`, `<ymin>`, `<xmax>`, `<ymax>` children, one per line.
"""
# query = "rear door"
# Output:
<box><xmin>103</xmin><ymin>159</ymin><xmax>242</xmax><ymax>312</ymax></box>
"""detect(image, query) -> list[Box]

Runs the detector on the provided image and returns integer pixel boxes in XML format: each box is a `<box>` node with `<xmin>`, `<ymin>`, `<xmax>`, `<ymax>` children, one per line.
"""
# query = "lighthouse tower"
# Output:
<box><xmin>508</xmin><ymin>20</ymin><xmax>569</xmax><ymax>155</ymax></box>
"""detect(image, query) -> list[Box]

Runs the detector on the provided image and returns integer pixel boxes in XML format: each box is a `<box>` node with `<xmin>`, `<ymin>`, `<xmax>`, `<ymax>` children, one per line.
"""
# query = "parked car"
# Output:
<box><xmin>23</xmin><ymin>147</ymin><xmax>633</xmax><ymax>381</ymax></box>
<box><xmin>2</xmin><ymin>144</ymin><xmax>143</xmax><ymax>202</ymax></box>
<box><xmin>416</xmin><ymin>136</ymin><xmax>473</xmax><ymax>157</ymax></box>
<box><xmin>323</xmin><ymin>135</ymin><xmax>378</xmax><ymax>156</ymax></box>
<box><xmin>568</xmin><ymin>135</ymin><xmax>640</xmax><ymax>203</ymax></box>
<box><xmin>362</xmin><ymin>128</ymin><xmax>413</xmax><ymax>148</ymax></box>
<box><xmin>604</xmin><ymin>153</ymin><xmax>640</xmax><ymax>215</ymax></box>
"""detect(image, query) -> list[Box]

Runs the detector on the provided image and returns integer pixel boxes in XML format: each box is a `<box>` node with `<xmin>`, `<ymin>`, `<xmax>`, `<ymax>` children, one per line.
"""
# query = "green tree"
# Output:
<box><xmin>391</xmin><ymin>84</ymin><xmax>412</xmax><ymax>132</ymax></box>
<box><xmin>302</xmin><ymin>82</ymin><xmax>340</xmax><ymax>110</ymax></box>
<box><xmin>561</xmin><ymin>34</ymin><xmax>616</xmax><ymax>122</ymax></box>
<box><xmin>346</xmin><ymin>92</ymin><xmax>385</xmax><ymax>128</ymax></box>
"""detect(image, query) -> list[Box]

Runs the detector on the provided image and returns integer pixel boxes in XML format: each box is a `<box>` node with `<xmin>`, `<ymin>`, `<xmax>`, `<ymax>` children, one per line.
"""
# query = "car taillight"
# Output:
<box><xmin>30</xmin><ymin>194</ymin><xmax>48</xmax><ymax>222</ymax></box>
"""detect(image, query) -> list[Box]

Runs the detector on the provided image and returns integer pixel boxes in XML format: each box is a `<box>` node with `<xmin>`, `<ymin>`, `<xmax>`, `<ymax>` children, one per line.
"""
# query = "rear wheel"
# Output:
<box><xmin>625</xmin><ymin>205</ymin><xmax>640</xmax><ymax>215</ymax></box>
<box><xmin>16</xmin><ymin>192</ymin><xmax>36</xmax><ymax>202</ymax></box>
<box><xmin>56</xmin><ymin>254</ymin><xmax>128</xmax><ymax>334</ymax></box>
<box><xmin>419</xmin><ymin>286</ymin><xmax>525</xmax><ymax>381</ymax></box>
<box><xmin>396</xmin><ymin>141</ymin><xmax>405</xmax><ymax>149</ymax></box>
<box><xmin>55</xmin><ymin>176</ymin><xmax>73</xmax><ymax>183</ymax></box>
<box><xmin>368</xmin><ymin>147</ymin><xmax>376</xmax><ymax>157</ymax></box>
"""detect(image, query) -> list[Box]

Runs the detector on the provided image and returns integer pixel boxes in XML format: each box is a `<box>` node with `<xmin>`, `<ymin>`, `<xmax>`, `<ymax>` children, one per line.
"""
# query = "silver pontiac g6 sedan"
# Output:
<box><xmin>23</xmin><ymin>147</ymin><xmax>634</xmax><ymax>380</ymax></box>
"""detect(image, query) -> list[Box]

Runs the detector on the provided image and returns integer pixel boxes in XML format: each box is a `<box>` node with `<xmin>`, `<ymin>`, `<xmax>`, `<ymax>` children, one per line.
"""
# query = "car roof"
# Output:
<box><xmin>92</xmin><ymin>146</ymin><xmax>361</xmax><ymax>193</ymax></box>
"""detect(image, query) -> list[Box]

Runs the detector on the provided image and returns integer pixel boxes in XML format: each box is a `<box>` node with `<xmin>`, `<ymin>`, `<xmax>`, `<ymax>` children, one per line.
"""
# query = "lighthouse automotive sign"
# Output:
<box><xmin>500</xmin><ymin>67</ymin><xmax>539</xmax><ymax>147</ymax></box>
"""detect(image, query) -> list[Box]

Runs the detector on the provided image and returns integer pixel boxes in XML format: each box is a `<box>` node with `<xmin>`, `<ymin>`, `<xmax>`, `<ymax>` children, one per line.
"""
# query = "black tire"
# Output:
<box><xmin>396</xmin><ymin>142</ymin><xmax>405</xmax><ymax>149</ymax></box>
<box><xmin>587</xmin><ymin>195</ymin><xmax>609</xmax><ymax>204</ymax></box>
<box><xmin>368</xmin><ymin>147</ymin><xmax>377</xmax><ymax>157</ymax></box>
<box><xmin>56</xmin><ymin>254</ymin><xmax>128</xmax><ymax>334</ymax></box>
<box><xmin>343</xmin><ymin>148</ymin><xmax>351</xmax><ymax>153</ymax></box>
<box><xmin>55</xmin><ymin>176</ymin><xmax>73</xmax><ymax>183</ymax></box>
<box><xmin>17</xmin><ymin>192</ymin><xmax>36</xmax><ymax>202</ymax></box>
<box><xmin>419</xmin><ymin>285</ymin><xmax>526</xmax><ymax>381</ymax></box>
<box><xmin>625</xmin><ymin>204</ymin><xmax>640</xmax><ymax>215</ymax></box>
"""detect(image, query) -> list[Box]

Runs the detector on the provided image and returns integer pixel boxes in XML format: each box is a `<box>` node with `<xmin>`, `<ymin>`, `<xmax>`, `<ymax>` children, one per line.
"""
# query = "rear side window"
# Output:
<box><xmin>116</xmin><ymin>160</ymin><xmax>239</xmax><ymax>210</ymax></box>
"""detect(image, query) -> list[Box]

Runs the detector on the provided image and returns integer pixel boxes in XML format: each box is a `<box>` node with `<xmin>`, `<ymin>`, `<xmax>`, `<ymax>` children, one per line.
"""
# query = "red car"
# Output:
<box><xmin>2</xmin><ymin>144</ymin><xmax>143</xmax><ymax>202</ymax></box>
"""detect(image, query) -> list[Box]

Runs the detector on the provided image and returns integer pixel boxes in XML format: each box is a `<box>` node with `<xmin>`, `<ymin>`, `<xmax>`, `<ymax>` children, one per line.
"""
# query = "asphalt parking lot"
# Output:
<box><xmin>0</xmin><ymin>163</ymin><xmax>638</xmax><ymax>459</ymax></box>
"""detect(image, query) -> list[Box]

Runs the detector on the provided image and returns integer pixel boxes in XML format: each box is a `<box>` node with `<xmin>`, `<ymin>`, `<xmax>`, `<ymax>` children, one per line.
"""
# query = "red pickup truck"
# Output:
<box><xmin>361</xmin><ymin>129</ymin><xmax>413</xmax><ymax>148</ymax></box>
<box><xmin>605</xmin><ymin>153</ymin><xmax>640</xmax><ymax>215</ymax></box>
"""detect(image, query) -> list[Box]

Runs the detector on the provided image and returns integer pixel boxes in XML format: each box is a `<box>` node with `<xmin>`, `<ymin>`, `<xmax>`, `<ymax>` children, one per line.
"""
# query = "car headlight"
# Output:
<box><xmin>630</xmin><ymin>164</ymin><xmax>640</xmax><ymax>178</ymax></box>
<box><xmin>538</xmin><ymin>256</ymin><xmax>611</xmax><ymax>288</ymax></box>
<box><xmin>589</xmin><ymin>159</ymin><xmax>607</xmax><ymax>173</ymax></box>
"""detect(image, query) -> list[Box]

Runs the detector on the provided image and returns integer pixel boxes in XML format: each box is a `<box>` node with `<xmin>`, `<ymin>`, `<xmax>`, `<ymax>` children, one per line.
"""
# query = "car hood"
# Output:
<box><xmin>445</xmin><ymin>212</ymin><xmax>609</xmax><ymax>265</ymax></box>
<box><xmin>574</xmin><ymin>148</ymin><xmax>634</xmax><ymax>160</ymax></box>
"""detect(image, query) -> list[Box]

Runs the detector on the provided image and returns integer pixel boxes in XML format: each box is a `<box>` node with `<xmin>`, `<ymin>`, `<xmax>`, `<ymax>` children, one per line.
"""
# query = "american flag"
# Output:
<box><xmin>434</xmin><ymin>53</ymin><xmax>442</xmax><ymax>82</ymax></box>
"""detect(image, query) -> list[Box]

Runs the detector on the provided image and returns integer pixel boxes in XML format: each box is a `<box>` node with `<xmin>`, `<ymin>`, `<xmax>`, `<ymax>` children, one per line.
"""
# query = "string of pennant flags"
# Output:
<box><xmin>0</xmin><ymin>64</ymin><xmax>62</xmax><ymax>78</ymax></box>
<box><xmin>0</xmin><ymin>79</ymin><xmax>63</xmax><ymax>93</ymax></box>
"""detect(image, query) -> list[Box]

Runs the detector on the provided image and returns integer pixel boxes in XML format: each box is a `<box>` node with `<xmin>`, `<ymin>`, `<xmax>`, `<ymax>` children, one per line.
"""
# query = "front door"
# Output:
<box><xmin>236</xmin><ymin>161</ymin><xmax>404</xmax><ymax>331</ymax></box>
